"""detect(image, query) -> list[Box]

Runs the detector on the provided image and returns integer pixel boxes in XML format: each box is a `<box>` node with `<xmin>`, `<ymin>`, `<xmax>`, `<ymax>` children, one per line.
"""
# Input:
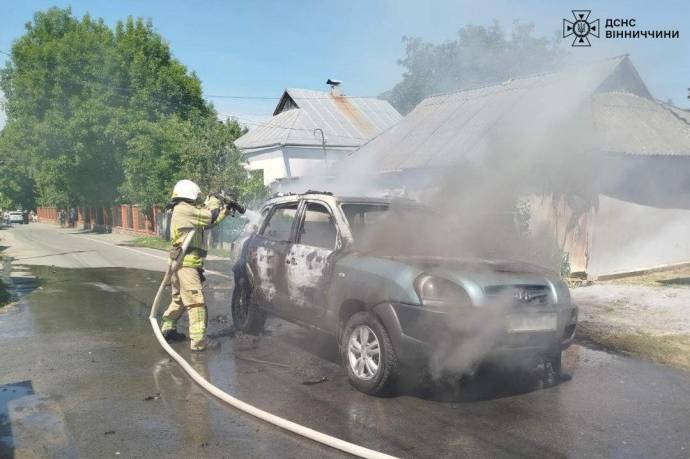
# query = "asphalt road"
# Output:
<box><xmin>1</xmin><ymin>224</ymin><xmax>689</xmax><ymax>458</ymax></box>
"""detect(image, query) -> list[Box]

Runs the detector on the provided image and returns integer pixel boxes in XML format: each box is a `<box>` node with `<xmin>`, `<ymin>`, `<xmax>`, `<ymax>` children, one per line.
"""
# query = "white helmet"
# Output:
<box><xmin>171</xmin><ymin>179</ymin><xmax>201</xmax><ymax>201</ymax></box>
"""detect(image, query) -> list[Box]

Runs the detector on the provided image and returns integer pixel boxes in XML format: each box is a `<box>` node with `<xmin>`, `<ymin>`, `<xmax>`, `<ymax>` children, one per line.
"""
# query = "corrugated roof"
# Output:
<box><xmin>593</xmin><ymin>93</ymin><xmax>690</xmax><ymax>156</ymax></box>
<box><xmin>235</xmin><ymin>88</ymin><xmax>402</xmax><ymax>151</ymax></box>
<box><xmin>664</xmin><ymin>104</ymin><xmax>690</xmax><ymax>124</ymax></box>
<box><xmin>343</xmin><ymin>56</ymin><xmax>670</xmax><ymax>172</ymax></box>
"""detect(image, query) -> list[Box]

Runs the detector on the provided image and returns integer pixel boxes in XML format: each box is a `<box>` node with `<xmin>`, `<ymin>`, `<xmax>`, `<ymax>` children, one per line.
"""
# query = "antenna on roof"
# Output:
<box><xmin>327</xmin><ymin>78</ymin><xmax>342</xmax><ymax>96</ymax></box>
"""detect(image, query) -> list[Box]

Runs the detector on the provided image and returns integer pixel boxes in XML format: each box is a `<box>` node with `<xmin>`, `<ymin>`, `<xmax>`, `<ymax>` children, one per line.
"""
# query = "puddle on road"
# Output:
<box><xmin>0</xmin><ymin>380</ymin><xmax>79</xmax><ymax>457</ymax></box>
<box><xmin>0</xmin><ymin>265</ymin><xmax>164</xmax><ymax>339</ymax></box>
<box><xmin>0</xmin><ymin>381</ymin><xmax>34</xmax><ymax>453</ymax></box>
<box><xmin>83</xmin><ymin>281</ymin><xmax>120</xmax><ymax>293</ymax></box>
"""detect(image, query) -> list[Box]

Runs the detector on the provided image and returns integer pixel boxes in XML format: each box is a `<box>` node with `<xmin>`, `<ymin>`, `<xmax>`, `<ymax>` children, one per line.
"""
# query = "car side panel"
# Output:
<box><xmin>244</xmin><ymin>235</ymin><xmax>291</xmax><ymax>310</ymax></box>
<box><xmin>323</xmin><ymin>253</ymin><xmax>422</xmax><ymax>328</ymax></box>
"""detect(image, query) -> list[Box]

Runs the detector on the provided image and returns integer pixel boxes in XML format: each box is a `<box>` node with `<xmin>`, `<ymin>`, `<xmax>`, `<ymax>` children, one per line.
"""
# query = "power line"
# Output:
<box><xmin>206</xmin><ymin>94</ymin><xmax>279</xmax><ymax>100</ymax></box>
<box><xmin>0</xmin><ymin>48</ymin><xmax>378</xmax><ymax>140</ymax></box>
<box><xmin>0</xmin><ymin>50</ymin><xmax>382</xmax><ymax>100</ymax></box>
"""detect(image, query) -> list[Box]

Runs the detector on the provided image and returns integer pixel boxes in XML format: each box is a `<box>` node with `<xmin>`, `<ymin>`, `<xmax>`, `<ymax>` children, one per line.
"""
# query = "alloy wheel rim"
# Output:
<box><xmin>235</xmin><ymin>283</ymin><xmax>249</xmax><ymax>323</ymax></box>
<box><xmin>347</xmin><ymin>325</ymin><xmax>380</xmax><ymax>380</ymax></box>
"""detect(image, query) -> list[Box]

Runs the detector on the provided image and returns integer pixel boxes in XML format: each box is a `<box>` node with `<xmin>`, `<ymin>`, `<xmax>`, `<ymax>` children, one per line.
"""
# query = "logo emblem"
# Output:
<box><xmin>563</xmin><ymin>10</ymin><xmax>599</xmax><ymax>46</ymax></box>
<box><xmin>514</xmin><ymin>290</ymin><xmax>533</xmax><ymax>302</ymax></box>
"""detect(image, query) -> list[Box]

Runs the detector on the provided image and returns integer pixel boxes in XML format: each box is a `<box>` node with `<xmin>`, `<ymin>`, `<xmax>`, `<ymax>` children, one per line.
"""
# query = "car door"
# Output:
<box><xmin>245</xmin><ymin>201</ymin><xmax>299</xmax><ymax>312</ymax></box>
<box><xmin>284</xmin><ymin>199</ymin><xmax>340</xmax><ymax>325</ymax></box>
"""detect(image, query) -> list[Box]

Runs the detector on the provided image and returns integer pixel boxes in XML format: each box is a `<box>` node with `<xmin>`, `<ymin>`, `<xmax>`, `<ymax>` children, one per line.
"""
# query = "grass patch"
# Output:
<box><xmin>603</xmin><ymin>265</ymin><xmax>690</xmax><ymax>288</ymax></box>
<box><xmin>126</xmin><ymin>235</ymin><xmax>229</xmax><ymax>258</ymax></box>
<box><xmin>127</xmin><ymin>235</ymin><xmax>170</xmax><ymax>251</ymax></box>
<box><xmin>0</xmin><ymin>279</ymin><xmax>11</xmax><ymax>307</ymax></box>
<box><xmin>578</xmin><ymin>322</ymin><xmax>690</xmax><ymax>370</ymax></box>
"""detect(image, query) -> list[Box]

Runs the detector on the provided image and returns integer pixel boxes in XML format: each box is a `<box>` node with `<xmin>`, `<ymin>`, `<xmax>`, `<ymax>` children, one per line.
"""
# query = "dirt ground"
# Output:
<box><xmin>572</xmin><ymin>268</ymin><xmax>690</xmax><ymax>370</ymax></box>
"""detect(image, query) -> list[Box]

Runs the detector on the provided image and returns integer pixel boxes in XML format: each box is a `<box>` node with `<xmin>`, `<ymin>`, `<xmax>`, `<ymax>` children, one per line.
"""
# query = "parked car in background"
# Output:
<box><xmin>9</xmin><ymin>211</ymin><xmax>24</xmax><ymax>224</ymax></box>
<box><xmin>231</xmin><ymin>192</ymin><xmax>578</xmax><ymax>396</ymax></box>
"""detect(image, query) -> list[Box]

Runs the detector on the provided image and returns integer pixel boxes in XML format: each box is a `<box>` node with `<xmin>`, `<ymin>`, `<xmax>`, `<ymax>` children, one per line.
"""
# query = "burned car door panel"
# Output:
<box><xmin>285</xmin><ymin>200</ymin><xmax>340</xmax><ymax>323</ymax></box>
<box><xmin>246</xmin><ymin>201</ymin><xmax>299</xmax><ymax>310</ymax></box>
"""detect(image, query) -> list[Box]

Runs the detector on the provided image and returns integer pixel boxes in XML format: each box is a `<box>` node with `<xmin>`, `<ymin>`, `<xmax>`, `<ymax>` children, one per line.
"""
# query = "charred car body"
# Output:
<box><xmin>232</xmin><ymin>192</ymin><xmax>577</xmax><ymax>395</ymax></box>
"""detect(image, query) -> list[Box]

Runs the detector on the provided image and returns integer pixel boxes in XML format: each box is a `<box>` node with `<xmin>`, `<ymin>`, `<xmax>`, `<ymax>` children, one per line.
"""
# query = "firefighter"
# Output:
<box><xmin>161</xmin><ymin>179</ymin><xmax>228</xmax><ymax>351</ymax></box>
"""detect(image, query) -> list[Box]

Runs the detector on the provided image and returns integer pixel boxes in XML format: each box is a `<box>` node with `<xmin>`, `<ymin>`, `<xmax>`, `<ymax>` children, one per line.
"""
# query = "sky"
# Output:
<box><xmin>1</xmin><ymin>0</ymin><xmax>690</xmax><ymax>129</ymax></box>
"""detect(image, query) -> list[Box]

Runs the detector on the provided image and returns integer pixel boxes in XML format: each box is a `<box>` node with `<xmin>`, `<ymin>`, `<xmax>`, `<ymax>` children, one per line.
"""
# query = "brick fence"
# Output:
<box><xmin>36</xmin><ymin>204</ymin><xmax>248</xmax><ymax>251</ymax></box>
<box><xmin>37</xmin><ymin>205</ymin><xmax>163</xmax><ymax>236</ymax></box>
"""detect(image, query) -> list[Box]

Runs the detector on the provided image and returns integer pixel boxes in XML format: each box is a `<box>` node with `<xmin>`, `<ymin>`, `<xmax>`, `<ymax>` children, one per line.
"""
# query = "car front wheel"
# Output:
<box><xmin>340</xmin><ymin>312</ymin><xmax>398</xmax><ymax>396</ymax></box>
<box><xmin>231</xmin><ymin>277</ymin><xmax>266</xmax><ymax>335</ymax></box>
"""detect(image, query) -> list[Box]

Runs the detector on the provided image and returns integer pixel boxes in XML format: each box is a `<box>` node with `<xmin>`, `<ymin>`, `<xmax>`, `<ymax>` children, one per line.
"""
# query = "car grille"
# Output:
<box><xmin>484</xmin><ymin>284</ymin><xmax>552</xmax><ymax>309</ymax></box>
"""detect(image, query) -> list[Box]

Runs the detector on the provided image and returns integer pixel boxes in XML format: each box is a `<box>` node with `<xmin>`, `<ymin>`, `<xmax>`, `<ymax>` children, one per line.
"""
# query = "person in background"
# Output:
<box><xmin>69</xmin><ymin>207</ymin><xmax>77</xmax><ymax>228</ymax></box>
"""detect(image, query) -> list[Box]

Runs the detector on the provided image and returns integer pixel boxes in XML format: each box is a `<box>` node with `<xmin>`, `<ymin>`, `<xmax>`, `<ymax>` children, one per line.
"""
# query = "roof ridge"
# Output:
<box><xmin>286</xmin><ymin>87</ymin><xmax>388</xmax><ymax>102</ymax></box>
<box><xmin>421</xmin><ymin>55</ymin><xmax>629</xmax><ymax>102</ymax></box>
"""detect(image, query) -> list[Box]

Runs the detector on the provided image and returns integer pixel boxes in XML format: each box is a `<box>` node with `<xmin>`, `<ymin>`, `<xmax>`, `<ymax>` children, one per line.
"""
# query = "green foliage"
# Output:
<box><xmin>0</xmin><ymin>130</ymin><xmax>36</xmax><ymax>210</ymax></box>
<box><xmin>0</xmin><ymin>279</ymin><xmax>11</xmax><ymax>307</ymax></box>
<box><xmin>0</xmin><ymin>7</ymin><xmax>265</xmax><ymax>210</ymax></box>
<box><xmin>383</xmin><ymin>21</ymin><xmax>565</xmax><ymax>114</ymax></box>
<box><xmin>122</xmin><ymin>115</ymin><xmax>265</xmax><ymax>213</ymax></box>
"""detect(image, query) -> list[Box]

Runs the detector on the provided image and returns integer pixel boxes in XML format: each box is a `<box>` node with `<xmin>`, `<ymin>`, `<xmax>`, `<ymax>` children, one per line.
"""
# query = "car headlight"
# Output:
<box><xmin>414</xmin><ymin>274</ymin><xmax>472</xmax><ymax>309</ymax></box>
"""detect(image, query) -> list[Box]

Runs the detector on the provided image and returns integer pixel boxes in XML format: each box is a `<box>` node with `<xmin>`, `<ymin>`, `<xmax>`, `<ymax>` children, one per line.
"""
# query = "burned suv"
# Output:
<box><xmin>231</xmin><ymin>192</ymin><xmax>577</xmax><ymax>395</ymax></box>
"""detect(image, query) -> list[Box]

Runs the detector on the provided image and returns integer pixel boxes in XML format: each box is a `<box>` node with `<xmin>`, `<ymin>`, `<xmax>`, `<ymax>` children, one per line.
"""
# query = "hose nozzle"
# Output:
<box><xmin>214</xmin><ymin>191</ymin><xmax>246</xmax><ymax>215</ymax></box>
<box><xmin>227</xmin><ymin>201</ymin><xmax>246</xmax><ymax>215</ymax></box>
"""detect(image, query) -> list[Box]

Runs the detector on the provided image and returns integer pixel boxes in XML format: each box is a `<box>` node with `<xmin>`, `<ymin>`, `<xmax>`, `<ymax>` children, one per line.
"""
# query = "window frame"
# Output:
<box><xmin>258</xmin><ymin>201</ymin><xmax>300</xmax><ymax>243</ymax></box>
<box><xmin>294</xmin><ymin>199</ymin><xmax>341</xmax><ymax>251</ymax></box>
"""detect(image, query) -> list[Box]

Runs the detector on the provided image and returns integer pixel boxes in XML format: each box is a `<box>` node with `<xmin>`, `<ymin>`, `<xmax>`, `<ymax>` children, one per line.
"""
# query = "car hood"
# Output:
<box><xmin>381</xmin><ymin>255</ymin><xmax>559</xmax><ymax>288</ymax></box>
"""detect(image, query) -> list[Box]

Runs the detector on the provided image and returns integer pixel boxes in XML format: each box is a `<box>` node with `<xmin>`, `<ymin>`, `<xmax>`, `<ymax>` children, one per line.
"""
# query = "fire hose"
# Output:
<box><xmin>149</xmin><ymin>230</ymin><xmax>397</xmax><ymax>459</ymax></box>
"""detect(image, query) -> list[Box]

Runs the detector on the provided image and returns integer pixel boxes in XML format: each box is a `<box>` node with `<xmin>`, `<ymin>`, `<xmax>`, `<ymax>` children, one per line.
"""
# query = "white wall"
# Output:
<box><xmin>589</xmin><ymin>195</ymin><xmax>690</xmax><ymax>276</ymax></box>
<box><xmin>244</xmin><ymin>146</ymin><xmax>354</xmax><ymax>186</ymax></box>
<box><xmin>244</xmin><ymin>148</ymin><xmax>287</xmax><ymax>186</ymax></box>
<box><xmin>284</xmin><ymin>146</ymin><xmax>352</xmax><ymax>179</ymax></box>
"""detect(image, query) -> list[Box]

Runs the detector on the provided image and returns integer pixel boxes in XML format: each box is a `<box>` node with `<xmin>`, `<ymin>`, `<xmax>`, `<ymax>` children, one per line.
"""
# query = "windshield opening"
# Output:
<box><xmin>341</xmin><ymin>201</ymin><xmax>522</xmax><ymax>259</ymax></box>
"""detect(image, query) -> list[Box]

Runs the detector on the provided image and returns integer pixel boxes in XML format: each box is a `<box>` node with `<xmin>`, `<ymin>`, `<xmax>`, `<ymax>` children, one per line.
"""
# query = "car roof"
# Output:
<box><xmin>261</xmin><ymin>192</ymin><xmax>415</xmax><ymax>208</ymax></box>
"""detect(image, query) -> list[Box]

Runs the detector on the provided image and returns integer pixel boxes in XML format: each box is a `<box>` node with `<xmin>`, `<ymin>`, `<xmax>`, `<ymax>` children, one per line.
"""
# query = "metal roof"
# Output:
<box><xmin>235</xmin><ymin>88</ymin><xmax>402</xmax><ymax>152</ymax></box>
<box><xmin>342</xmin><ymin>56</ymin><xmax>671</xmax><ymax>172</ymax></box>
<box><xmin>593</xmin><ymin>93</ymin><xmax>690</xmax><ymax>156</ymax></box>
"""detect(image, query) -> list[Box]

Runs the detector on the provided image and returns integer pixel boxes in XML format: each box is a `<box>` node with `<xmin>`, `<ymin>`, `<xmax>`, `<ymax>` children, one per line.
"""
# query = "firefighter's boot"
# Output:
<box><xmin>162</xmin><ymin>329</ymin><xmax>187</xmax><ymax>342</ymax></box>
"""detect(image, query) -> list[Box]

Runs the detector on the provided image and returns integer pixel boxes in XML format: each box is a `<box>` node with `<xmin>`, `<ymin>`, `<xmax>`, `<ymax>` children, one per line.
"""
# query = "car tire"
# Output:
<box><xmin>543</xmin><ymin>350</ymin><xmax>563</xmax><ymax>388</ymax></box>
<box><xmin>231</xmin><ymin>276</ymin><xmax>266</xmax><ymax>335</ymax></box>
<box><xmin>340</xmin><ymin>311</ymin><xmax>399</xmax><ymax>396</ymax></box>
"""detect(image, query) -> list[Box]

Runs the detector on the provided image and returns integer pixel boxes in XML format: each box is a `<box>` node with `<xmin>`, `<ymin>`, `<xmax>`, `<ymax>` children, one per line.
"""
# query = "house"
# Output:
<box><xmin>234</xmin><ymin>84</ymin><xmax>402</xmax><ymax>185</ymax></box>
<box><xmin>335</xmin><ymin>55</ymin><xmax>690</xmax><ymax>278</ymax></box>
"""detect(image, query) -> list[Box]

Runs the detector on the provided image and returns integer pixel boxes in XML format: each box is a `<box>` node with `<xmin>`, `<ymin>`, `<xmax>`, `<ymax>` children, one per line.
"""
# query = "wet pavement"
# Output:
<box><xmin>1</xmin><ymin>224</ymin><xmax>690</xmax><ymax>458</ymax></box>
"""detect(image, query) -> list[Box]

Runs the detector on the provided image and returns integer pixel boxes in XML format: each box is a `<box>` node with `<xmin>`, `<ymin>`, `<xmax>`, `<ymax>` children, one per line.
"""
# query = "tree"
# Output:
<box><xmin>0</xmin><ymin>126</ymin><xmax>36</xmax><ymax>209</ymax></box>
<box><xmin>122</xmin><ymin>116</ymin><xmax>263</xmax><ymax>213</ymax></box>
<box><xmin>383</xmin><ymin>21</ymin><xmax>565</xmax><ymax>114</ymax></box>
<box><xmin>1</xmin><ymin>8</ymin><xmax>122</xmax><ymax>207</ymax></box>
<box><xmin>0</xmin><ymin>7</ymin><xmax>263</xmax><ymax>211</ymax></box>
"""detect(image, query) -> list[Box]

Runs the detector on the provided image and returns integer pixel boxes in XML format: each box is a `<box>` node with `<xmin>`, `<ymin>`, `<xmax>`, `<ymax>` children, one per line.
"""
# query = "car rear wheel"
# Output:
<box><xmin>231</xmin><ymin>277</ymin><xmax>266</xmax><ymax>335</ymax></box>
<box><xmin>340</xmin><ymin>312</ymin><xmax>398</xmax><ymax>396</ymax></box>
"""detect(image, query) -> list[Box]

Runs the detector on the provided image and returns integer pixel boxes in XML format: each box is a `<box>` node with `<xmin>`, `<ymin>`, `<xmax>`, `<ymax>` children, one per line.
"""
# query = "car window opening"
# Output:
<box><xmin>299</xmin><ymin>202</ymin><xmax>337</xmax><ymax>250</ymax></box>
<box><xmin>261</xmin><ymin>203</ymin><xmax>298</xmax><ymax>241</ymax></box>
